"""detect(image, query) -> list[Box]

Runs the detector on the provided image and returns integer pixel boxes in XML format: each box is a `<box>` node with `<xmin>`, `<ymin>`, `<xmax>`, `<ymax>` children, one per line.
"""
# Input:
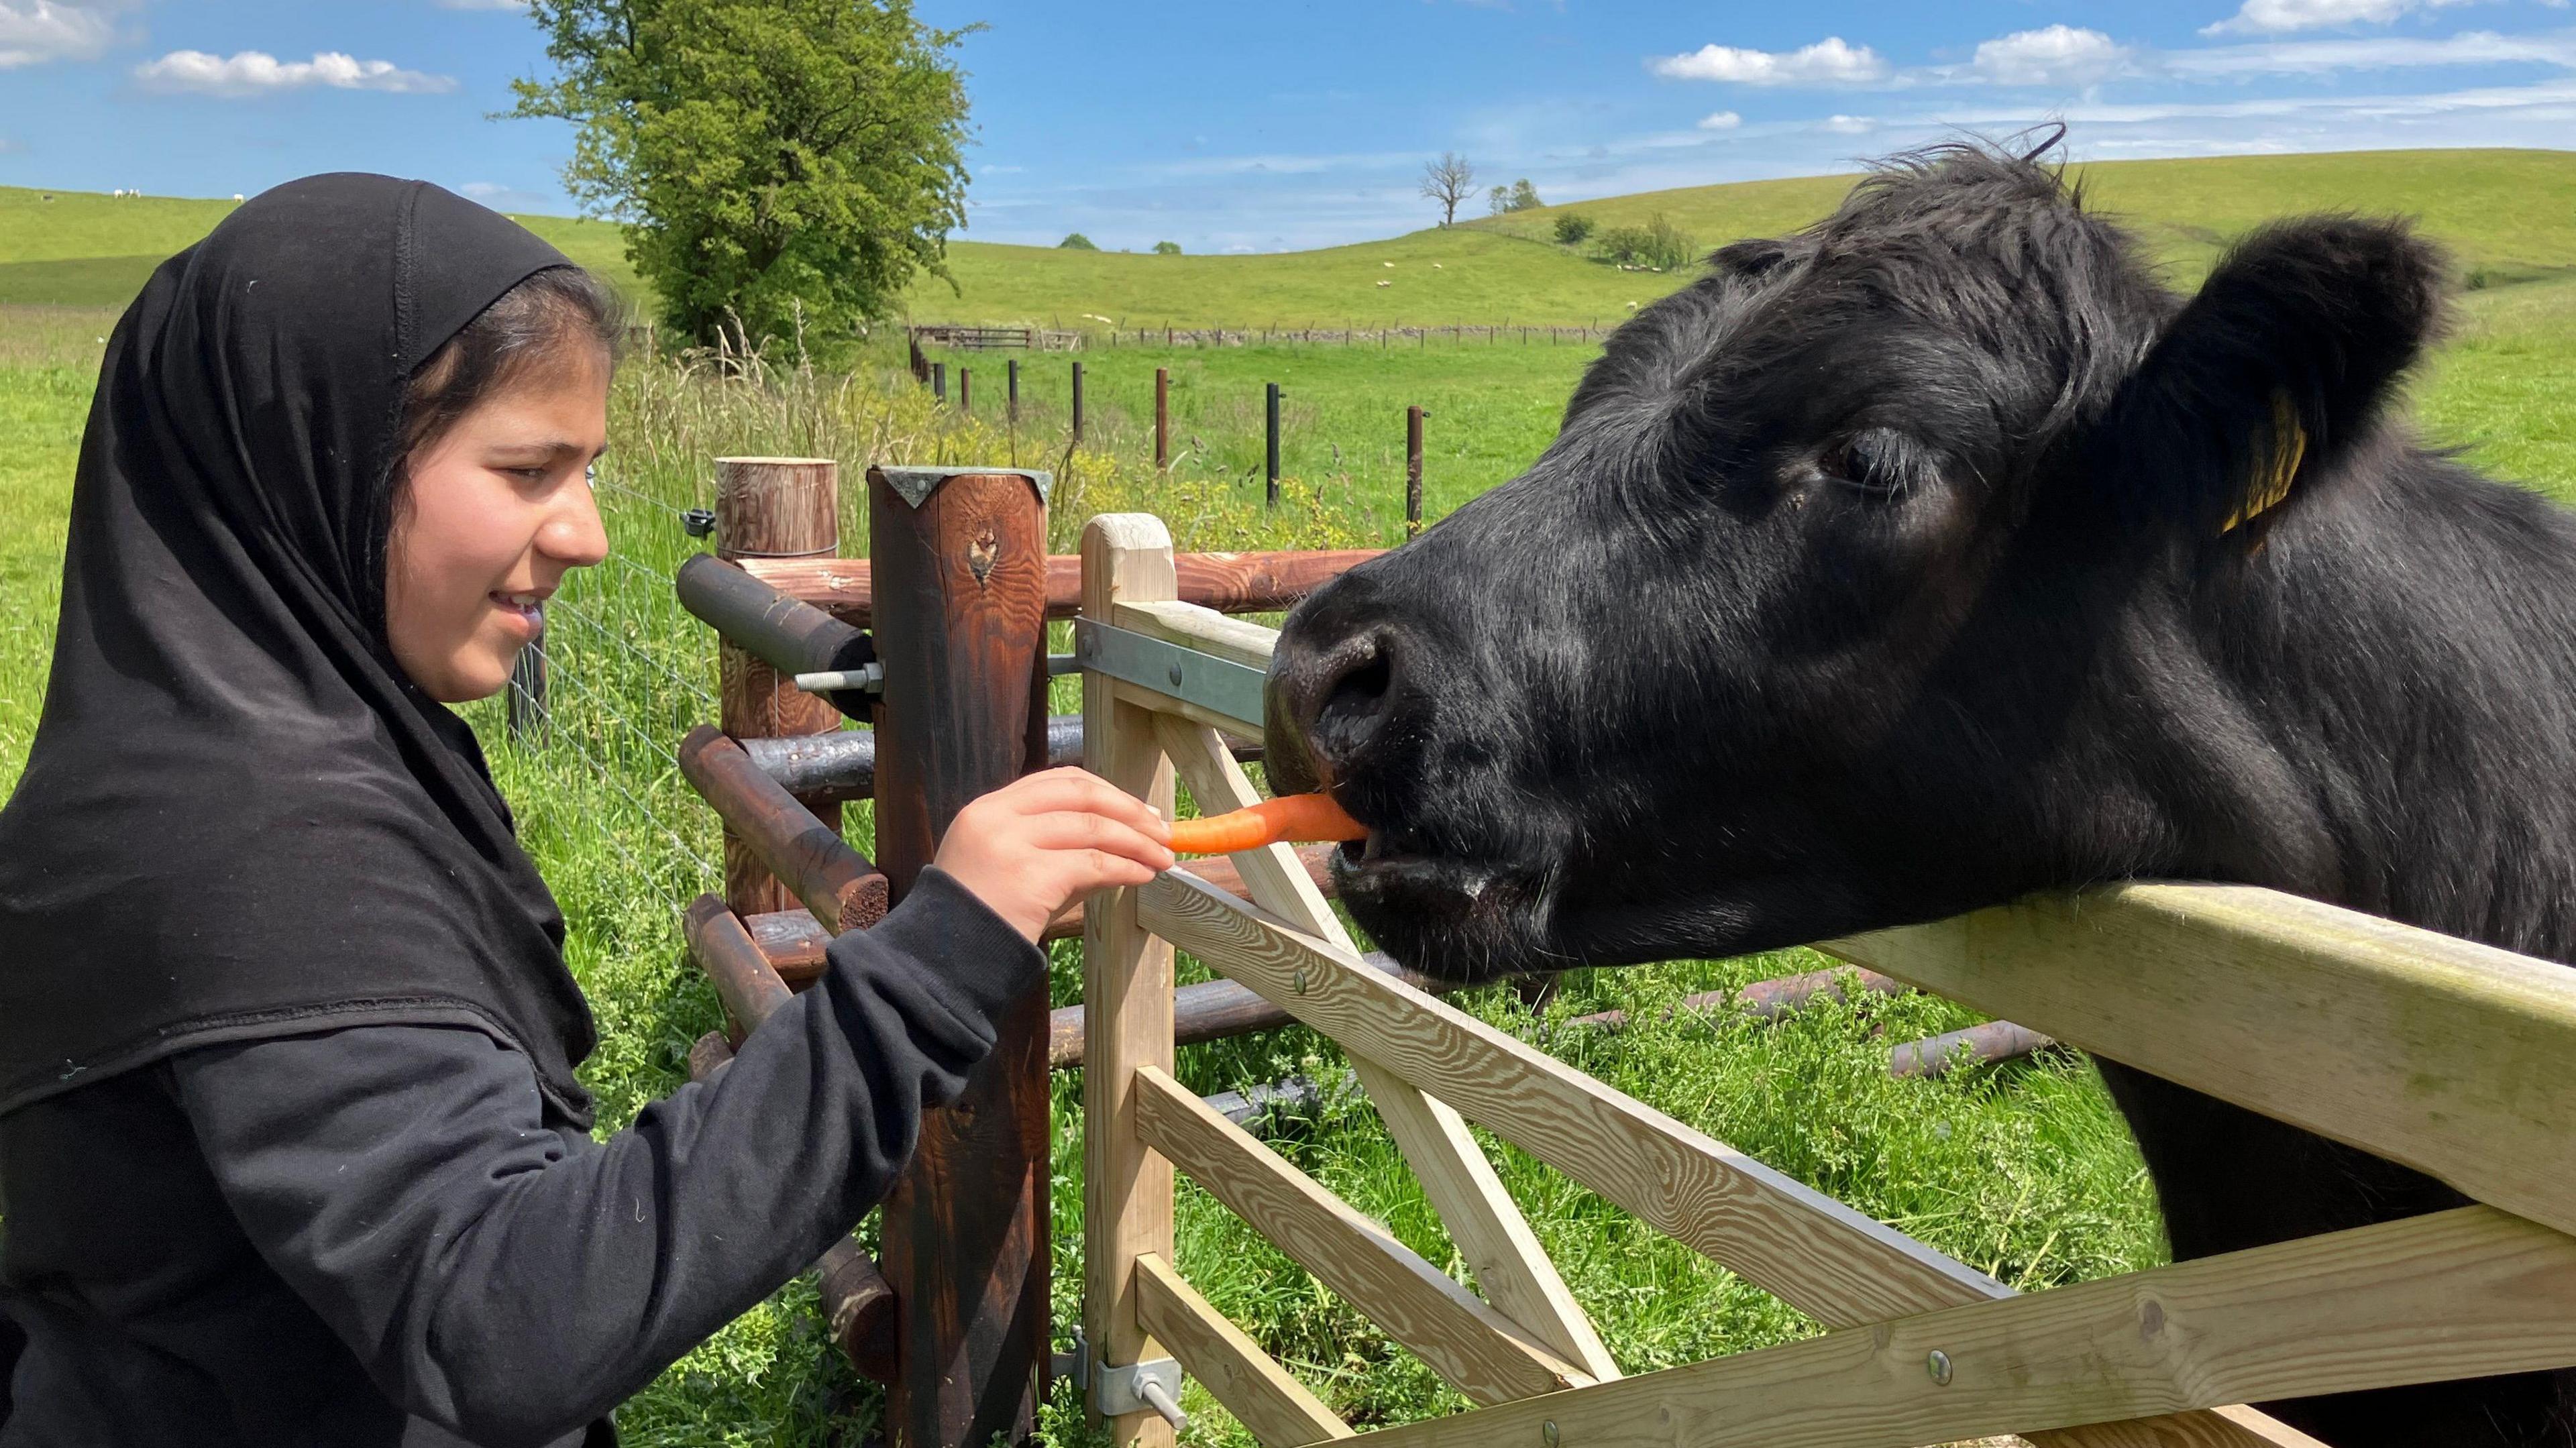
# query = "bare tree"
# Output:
<box><xmin>1419</xmin><ymin>152</ymin><xmax>1476</xmax><ymax>226</ymax></box>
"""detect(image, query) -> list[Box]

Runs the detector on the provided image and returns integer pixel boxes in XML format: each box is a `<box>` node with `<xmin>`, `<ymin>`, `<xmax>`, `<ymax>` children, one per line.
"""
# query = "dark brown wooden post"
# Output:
<box><xmin>869</xmin><ymin>463</ymin><xmax>1053</xmax><ymax>1448</ymax></box>
<box><xmin>959</xmin><ymin>366</ymin><xmax>972</xmax><ymax>416</ymax></box>
<box><xmin>1405</xmin><ymin>406</ymin><xmax>1425</xmax><ymax>537</ymax></box>
<box><xmin>1153</xmin><ymin>366</ymin><xmax>1170</xmax><ymax>470</ymax></box>
<box><xmin>1071</xmin><ymin>361</ymin><xmax>1086</xmax><ymax>443</ymax></box>
<box><xmin>716</xmin><ymin>457</ymin><xmax>841</xmax><ymax>916</ymax></box>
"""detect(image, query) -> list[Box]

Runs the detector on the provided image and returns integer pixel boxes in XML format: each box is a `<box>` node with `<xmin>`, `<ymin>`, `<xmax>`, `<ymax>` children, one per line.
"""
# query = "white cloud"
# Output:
<box><xmin>2170</xmin><ymin>30</ymin><xmax>2576</xmax><ymax>74</ymax></box>
<box><xmin>132</xmin><ymin>49</ymin><xmax>457</xmax><ymax>97</ymax></box>
<box><xmin>1972</xmin><ymin>25</ymin><xmax>2134</xmax><ymax>86</ymax></box>
<box><xmin>0</xmin><ymin>135</ymin><xmax>21</xmax><ymax>153</ymax></box>
<box><xmin>0</xmin><ymin>0</ymin><xmax>117</xmax><ymax>68</ymax></box>
<box><xmin>2202</xmin><ymin>0</ymin><xmax>2471</xmax><ymax>37</ymax></box>
<box><xmin>1819</xmin><ymin>113</ymin><xmax>1876</xmax><ymax>133</ymax></box>
<box><xmin>1697</xmin><ymin>109</ymin><xmax>1743</xmax><ymax>129</ymax></box>
<box><xmin>1649</xmin><ymin>36</ymin><xmax>1890</xmax><ymax>87</ymax></box>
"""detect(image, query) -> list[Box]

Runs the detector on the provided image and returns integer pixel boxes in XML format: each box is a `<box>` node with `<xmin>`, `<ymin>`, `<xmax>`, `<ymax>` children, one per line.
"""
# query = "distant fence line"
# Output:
<box><xmin>910</xmin><ymin>322</ymin><xmax>1619</xmax><ymax>351</ymax></box>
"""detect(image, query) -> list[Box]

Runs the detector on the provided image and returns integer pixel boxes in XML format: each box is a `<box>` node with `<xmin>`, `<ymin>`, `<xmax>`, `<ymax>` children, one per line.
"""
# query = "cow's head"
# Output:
<box><xmin>1264</xmin><ymin>142</ymin><xmax>2447</xmax><ymax>981</ymax></box>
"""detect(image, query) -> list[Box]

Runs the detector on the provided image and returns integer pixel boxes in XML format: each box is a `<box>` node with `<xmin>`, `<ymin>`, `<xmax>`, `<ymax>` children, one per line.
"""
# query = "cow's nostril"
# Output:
<box><xmin>1308</xmin><ymin>630</ymin><xmax>1399</xmax><ymax>771</ymax></box>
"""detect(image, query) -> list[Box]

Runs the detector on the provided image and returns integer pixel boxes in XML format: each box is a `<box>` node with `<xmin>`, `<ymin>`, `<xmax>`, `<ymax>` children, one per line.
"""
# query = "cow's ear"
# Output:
<box><xmin>2100</xmin><ymin>216</ymin><xmax>2446</xmax><ymax>548</ymax></box>
<box><xmin>1709</xmin><ymin>237</ymin><xmax>1801</xmax><ymax>280</ymax></box>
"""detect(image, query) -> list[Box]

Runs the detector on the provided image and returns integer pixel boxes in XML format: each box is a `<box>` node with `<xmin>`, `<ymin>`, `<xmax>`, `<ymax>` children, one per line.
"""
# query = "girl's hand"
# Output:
<box><xmin>934</xmin><ymin>767</ymin><xmax>1176</xmax><ymax>943</ymax></box>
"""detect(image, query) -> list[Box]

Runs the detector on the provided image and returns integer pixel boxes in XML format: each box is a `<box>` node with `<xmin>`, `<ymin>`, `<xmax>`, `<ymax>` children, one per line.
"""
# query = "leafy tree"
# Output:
<box><xmin>1419</xmin><ymin>152</ymin><xmax>1474</xmax><ymax>226</ymax></box>
<box><xmin>1507</xmin><ymin>178</ymin><xmax>1541</xmax><ymax>211</ymax></box>
<box><xmin>510</xmin><ymin>0</ymin><xmax>975</xmax><ymax>353</ymax></box>
<box><xmin>1552</xmin><ymin>212</ymin><xmax>1595</xmax><ymax>246</ymax></box>
<box><xmin>1594</xmin><ymin>213</ymin><xmax>1696</xmax><ymax>272</ymax></box>
<box><xmin>1152</xmin><ymin>239</ymin><xmax>1181</xmax><ymax>256</ymax></box>
<box><xmin>1059</xmin><ymin>232</ymin><xmax>1098</xmax><ymax>249</ymax></box>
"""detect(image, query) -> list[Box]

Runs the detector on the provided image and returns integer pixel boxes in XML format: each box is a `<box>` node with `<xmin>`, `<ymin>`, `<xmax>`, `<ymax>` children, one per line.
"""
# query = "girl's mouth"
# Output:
<box><xmin>491</xmin><ymin>591</ymin><xmax>545</xmax><ymax>637</ymax></box>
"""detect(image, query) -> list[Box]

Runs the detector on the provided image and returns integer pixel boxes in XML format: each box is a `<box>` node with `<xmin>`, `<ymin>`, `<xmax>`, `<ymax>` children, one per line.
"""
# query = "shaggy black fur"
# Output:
<box><xmin>1265</xmin><ymin>142</ymin><xmax>2576</xmax><ymax>1447</ymax></box>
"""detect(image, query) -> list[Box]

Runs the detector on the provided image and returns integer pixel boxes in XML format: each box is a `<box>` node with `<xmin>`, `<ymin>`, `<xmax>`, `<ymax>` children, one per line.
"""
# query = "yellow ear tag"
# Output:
<box><xmin>2222</xmin><ymin>391</ymin><xmax>2307</xmax><ymax>535</ymax></box>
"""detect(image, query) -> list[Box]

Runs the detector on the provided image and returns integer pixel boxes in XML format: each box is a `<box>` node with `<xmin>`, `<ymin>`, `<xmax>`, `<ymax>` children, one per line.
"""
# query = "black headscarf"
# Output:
<box><xmin>0</xmin><ymin>174</ymin><xmax>598</xmax><ymax>1125</ymax></box>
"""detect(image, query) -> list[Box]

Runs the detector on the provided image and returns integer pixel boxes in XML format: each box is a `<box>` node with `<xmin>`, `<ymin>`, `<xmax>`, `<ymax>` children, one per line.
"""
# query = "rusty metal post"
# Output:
<box><xmin>715</xmin><ymin>457</ymin><xmax>841</xmax><ymax>916</ymax></box>
<box><xmin>1153</xmin><ymin>366</ymin><xmax>1169</xmax><ymax>471</ymax></box>
<box><xmin>1265</xmin><ymin>382</ymin><xmax>1281</xmax><ymax>506</ymax></box>
<box><xmin>869</xmin><ymin>463</ymin><xmax>1054</xmax><ymax>1448</ymax></box>
<box><xmin>1405</xmin><ymin>405</ymin><xmax>1424</xmax><ymax>537</ymax></box>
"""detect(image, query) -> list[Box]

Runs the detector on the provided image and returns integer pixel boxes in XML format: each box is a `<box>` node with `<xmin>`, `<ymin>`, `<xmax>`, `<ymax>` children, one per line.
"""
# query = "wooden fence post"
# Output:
<box><xmin>1155</xmin><ymin>367</ymin><xmax>1171</xmax><ymax>471</ymax></box>
<box><xmin>1082</xmin><ymin>514</ymin><xmax>1179</xmax><ymax>1448</ymax></box>
<box><xmin>1406</xmin><ymin>406</ymin><xmax>1425</xmax><ymax>537</ymax></box>
<box><xmin>870</xmin><ymin>463</ymin><xmax>1055</xmax><ymax>1448</ymax></box>
<box><xmin>715</xmin><ymin>457</ymin><xmax>840</xmax><ymax>916</ymax></box>
<box><xmin>1072</xmin><ymin>361</ymin><xmax>1087</xmax><ymax>443</ymax></box>
<box><xmin>1265</xmin><ymin>382</ymin><xmax>1281</xmax><ymax>506</ymax></box>
<box><xmin>959</xmin><ymin>366</ymin><xmax>971</xmax><ymax>416</ymax></box>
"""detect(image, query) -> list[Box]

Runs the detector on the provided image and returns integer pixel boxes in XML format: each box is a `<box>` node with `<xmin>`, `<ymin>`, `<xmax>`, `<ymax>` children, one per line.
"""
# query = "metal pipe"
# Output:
<box><xmin>737</xmin><ymin>716</ymin><xmax>1250</xmax><ymax>803</ymax></box>
<box><xmin>1890</xmin><ymin>1019</ymin><xmax>2057</xmax><ymax>1078</ymax></box>
<box><xmin>675</xmin><ymin>553</ymin><xmax>873</xmax><ymax>684</ymax></box>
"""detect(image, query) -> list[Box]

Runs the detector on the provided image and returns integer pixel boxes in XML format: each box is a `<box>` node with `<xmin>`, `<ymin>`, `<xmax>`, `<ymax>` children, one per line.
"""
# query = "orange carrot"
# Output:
<box><xmin>1166</xmin><ymin>793</ymin><xmax>1367</xmax><ymax>854</ymax></box>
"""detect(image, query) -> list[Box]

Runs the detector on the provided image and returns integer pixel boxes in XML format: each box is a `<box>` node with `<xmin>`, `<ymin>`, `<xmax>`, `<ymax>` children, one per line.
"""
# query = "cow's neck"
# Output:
<box><xmin>2155</xmin><ymin>445</ymin><xmax>2576</xmax><ymax>964</ymax></box>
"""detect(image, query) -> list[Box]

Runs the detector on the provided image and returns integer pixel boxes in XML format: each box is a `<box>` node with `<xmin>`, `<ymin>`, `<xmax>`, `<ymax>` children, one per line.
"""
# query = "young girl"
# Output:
<box><xmin>0</xmin><ymin>175</ymin><xmax>1171</xmax><ymax>1447</ymax></box>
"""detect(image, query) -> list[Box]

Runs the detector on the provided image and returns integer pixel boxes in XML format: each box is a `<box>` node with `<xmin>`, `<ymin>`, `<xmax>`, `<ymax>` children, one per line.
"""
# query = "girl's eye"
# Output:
<box><xmin>1817</xmin><ymin>431</ymin><xmax>1918</xmax><ymax>497</ymax></box>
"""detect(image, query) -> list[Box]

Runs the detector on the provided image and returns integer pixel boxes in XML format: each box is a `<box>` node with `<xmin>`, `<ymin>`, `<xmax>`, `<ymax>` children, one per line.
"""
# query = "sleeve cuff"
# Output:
<box><xmin>847</xmin><ymin>866</ymin><xmax>1051</xmax><ymax>1026</ymax></box>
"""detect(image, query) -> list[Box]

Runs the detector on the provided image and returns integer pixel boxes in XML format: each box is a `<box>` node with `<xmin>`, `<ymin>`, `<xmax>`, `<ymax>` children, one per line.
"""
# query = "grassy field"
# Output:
<box><xmin>3</xmin><ymin>150</ymin><xmax>2573</xmax><ymax>1446</ymax></box>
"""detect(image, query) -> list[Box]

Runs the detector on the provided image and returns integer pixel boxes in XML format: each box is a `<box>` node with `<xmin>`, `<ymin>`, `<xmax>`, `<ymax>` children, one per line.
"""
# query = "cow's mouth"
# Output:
<box><xmin>1326</xmin><ymin>828</ymin><xmax>1554</xmax><ymax>983</ymax></box>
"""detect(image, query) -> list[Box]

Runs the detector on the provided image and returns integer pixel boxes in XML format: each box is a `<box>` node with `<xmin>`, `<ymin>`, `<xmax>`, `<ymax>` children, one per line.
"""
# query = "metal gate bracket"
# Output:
<box><xmin>1094</xmin><ymin>1353</ymin><xmax>1189</xmax><ymax>1431</ymax></box>
<box><xmin>1074</xmin><ymin>617</ymin><xmax>1267</xmax><ymax>731</ymax></box>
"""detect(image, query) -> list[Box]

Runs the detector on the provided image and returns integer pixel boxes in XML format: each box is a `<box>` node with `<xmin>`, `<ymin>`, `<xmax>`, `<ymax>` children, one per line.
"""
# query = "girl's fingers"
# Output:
<box><xmin>998</xmin><ymin>769</ymin><xmax>1169</xmax><ymax>838</ymax></box>
<box><xmin>1019</xmin><ymin>810</ymin><xmax>1175</xmax><ymax>871</ymax></box>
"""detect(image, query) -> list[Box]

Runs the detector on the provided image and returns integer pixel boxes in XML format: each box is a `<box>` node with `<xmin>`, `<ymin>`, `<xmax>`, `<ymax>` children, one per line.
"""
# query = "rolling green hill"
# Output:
<box><xmin>0</xmin><ymin>185</ymin><xmax>640</xmax><ymax>305</ymax></box>
<box><xmin>1477</xmin><ymin>148</ymin><xmax>2576</xmax><ymax>290</ymax></box>
<box><xmin>8</xmin><ymin>148</ymin><xmax>2573</xmax><ymax>321</ymax></box>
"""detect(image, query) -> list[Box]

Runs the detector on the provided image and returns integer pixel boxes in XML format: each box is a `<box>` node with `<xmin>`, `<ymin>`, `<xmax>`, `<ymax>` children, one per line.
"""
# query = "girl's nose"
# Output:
<box><xmin>547</xmin><ymin>468</ymin><xmax>610</xmax><ymax>567</ymax></box>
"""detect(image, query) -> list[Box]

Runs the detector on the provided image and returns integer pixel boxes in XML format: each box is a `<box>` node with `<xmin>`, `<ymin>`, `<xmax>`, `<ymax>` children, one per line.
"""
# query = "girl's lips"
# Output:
<box><xmin>490</xmin><ymin>593</ymin><xmax>545</xmax><ymax>638</ymax></box>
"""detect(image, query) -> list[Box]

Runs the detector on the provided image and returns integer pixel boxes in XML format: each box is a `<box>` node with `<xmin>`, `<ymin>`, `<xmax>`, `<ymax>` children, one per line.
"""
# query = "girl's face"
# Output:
<box><xmin>385</xmin><ymin>346</ymin><xmax>611</xmax><ymax>703</ymax></box>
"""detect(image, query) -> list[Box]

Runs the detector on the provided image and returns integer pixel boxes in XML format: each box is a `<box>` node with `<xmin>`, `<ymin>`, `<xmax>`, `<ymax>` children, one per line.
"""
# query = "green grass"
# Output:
<box><xmin>3</xmin><ymin>149</ymin><xmax>2574</xmax><ymax>1445</ymax></box>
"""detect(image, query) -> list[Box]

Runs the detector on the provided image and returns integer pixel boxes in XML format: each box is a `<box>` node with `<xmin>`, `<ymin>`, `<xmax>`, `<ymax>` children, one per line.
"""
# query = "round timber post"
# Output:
<box><xmin>869</xmin><ymin>463</ymin><xmax>1054</xmax><ymax>1448</ymax></box>
<box><xmin>714</xmin><ymin>457</ymin><xmax>841</xmax><ymax>917</ymax></box>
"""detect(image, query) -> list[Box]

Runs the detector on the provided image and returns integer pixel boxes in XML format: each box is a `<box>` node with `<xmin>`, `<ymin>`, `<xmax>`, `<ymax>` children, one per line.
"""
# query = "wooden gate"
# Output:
<box><xmin>1074</xmin><ymin>511</ymin><xmax>2576</xmax><ymax>1448</ymax></box>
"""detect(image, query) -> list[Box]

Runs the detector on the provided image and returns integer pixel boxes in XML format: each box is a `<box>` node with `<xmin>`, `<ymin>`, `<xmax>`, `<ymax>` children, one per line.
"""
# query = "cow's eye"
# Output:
<box><xmin>1817</xmin><ymin>431</ymin><xmax>1918</xmax><ymax>497</ymax></box>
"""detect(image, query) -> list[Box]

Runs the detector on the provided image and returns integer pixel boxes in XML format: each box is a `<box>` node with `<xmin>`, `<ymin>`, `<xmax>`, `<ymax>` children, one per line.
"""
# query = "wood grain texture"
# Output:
<box><xmin>715</xmin><ymin>457</ymin><xmax>841</xmax><ymax>916</ymax></box>
<box><xmin>1132</xmin><ymin>1066</ymin><xmax>1584</xmax><ymax>1406</ymax></box>
<box><xmin>678</xmin><ymin>726</ymin><xmax>887</xmax><ymax>932</ymax></box>
<box><xmin>745</xmin><ymin>549</ymin><xmax>1381</xmax><ymax>629</ymax></box>
<box><xmin>1083</xmin><ymin>514</ymin><xmax>1182</xmax><ymax>1448</ymax></box>
<box><xmin>1119</xmin><ymin>599</ymin><xmax>1281</xmax><ymax>671</ymax></box>
<box><xmin>1138</xmin><ymin>874</ymin><xmax>2309</xmax><ymax>1448</ymax></box>
<box><xmin>1134</xmin><ymin>1253</ymin><xmax>1354</xmax><ymax>1448</ymax></box>
<box><xmin>1343</xmin><ymin>1207</ymin><xmax>2576</xmax><ymax>1448</ymax></box>
<box><xmin>869</xmin><ymin>466</ymin><xmax>1055</xmax><ymax>1448</ymax></box>
<box><xmin>1825</xmin><ymin>882</ymin><xmax>2576</xmax><ymax>1242</ymax></box>
<box><xmin>1152</xmin><ymin>716</ymin><xmax>1618</xmax><ymax>1386</ymax></box>
<box><xmin>683</xmin><ymin>893</ymin><xmax>792</xmax><ymax>1046</ymax></box>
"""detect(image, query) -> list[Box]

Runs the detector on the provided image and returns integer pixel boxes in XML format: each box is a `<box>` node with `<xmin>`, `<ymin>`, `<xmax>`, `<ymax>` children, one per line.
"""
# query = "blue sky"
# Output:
<box><xmin>3</xmin><ymin>1</ymin><xmax>2571</xmax><ymax>252</ymax></box>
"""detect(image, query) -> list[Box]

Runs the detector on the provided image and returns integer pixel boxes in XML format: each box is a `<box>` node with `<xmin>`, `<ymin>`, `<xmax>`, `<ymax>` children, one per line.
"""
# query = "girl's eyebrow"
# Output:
<box><xmin>493</xmin><ymin>439</ymin><xmax>610</xmax><ymax>462</ymax></box>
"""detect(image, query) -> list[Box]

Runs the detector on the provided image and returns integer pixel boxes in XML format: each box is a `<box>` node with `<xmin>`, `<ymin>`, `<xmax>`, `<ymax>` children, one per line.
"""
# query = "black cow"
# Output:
<box><xmin>1263</xmin><ymin>141</ymin><xmax>2576</xmax><ymax>1447</ymax></box>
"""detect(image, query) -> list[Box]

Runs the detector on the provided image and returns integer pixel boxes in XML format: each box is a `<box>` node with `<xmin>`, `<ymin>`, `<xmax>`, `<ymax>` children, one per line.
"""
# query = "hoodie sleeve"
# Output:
<box><xmin>168</xmin><ymin>867</ymin><xmax>1044</xmax><ymax>1448</ymax></box>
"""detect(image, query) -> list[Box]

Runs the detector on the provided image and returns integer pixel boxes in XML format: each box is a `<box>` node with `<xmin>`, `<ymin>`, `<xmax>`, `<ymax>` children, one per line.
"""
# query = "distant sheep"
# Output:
<box><xmin>1382</xmin><ymin>262</ymin><xmax>1393</xmax><ymax>268</ymax></box>
<box><xmin>1376</xmin><ymin>280</ymin><xmax>1391</xmax><ymax>288</ymax></box>
<box><xmin>231</xmin><ymin>193</ymin><xmax>244</xmax><ymax>203</ymax></box>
